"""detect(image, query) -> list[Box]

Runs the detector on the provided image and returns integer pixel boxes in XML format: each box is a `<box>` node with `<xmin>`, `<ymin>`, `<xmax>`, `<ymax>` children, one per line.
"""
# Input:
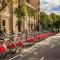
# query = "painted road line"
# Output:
<box><xmin>9</xmin><ymin>51</ymin><xmax>30</xmax><ymax>60</ymax></box>
<box><xmin>9</xmin><ymin>41</ymin><xmax>50</xmax><ymax>60</ymax></box>
<box><xmin>40</xmin><ymin>43</ymin><xmax>49</xmax><ymax>46</ymax></box>
<box><xmin>58</xmin><ymin>43</ymin><xmax>60</xmax><ymax>44</ymax></box>
<box><xmin>9</xmin><ymin>44</ymin><xmax>40</xmax><ymax>60</ymax></box>
<box><xmin>33</xmin><ymin>51</ymin><xmax>38</xmax><ymax>55</ymax></box>
<box><xmin>10</xmin><ymin>49</ymin><xmax>37</xmax><ymax>60</ymax></box>
<box><xmin>40</xmin><ymin>56</ymin><xmax>45</xmax><ymax>60</ymax></box>
<box><xmin>9</xmin><ymin>54</ymin><xmax>23</xmax><ymax>60</ymax></box>
<box><xmin>51</xmin><ymin>44</ymin><xmax>54</xmax><ymax>48</ymax></box>
<box><xmin>18</xmin><ymin>48</ymin><xmax>40</xmax><ymax>60</ymax></box>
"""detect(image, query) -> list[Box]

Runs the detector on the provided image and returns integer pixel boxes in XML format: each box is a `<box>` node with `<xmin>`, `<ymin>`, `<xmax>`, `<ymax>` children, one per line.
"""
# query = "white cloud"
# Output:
<box><xmin>40</xmin><ymin>0</ymin><xmax>60</xmax><ymax>15</ymax></box>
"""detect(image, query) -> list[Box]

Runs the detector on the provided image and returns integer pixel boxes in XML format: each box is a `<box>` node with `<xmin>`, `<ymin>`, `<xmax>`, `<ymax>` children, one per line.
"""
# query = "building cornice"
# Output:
<box><xmin>25</xmin><ymin>2</ymin><xmax>36</xmax><ymax>10</ymax></box>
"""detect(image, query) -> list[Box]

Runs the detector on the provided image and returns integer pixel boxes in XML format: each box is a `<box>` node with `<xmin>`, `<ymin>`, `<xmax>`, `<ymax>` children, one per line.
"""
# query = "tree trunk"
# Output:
<box><xmin>18</xmin><ymin>0</ymin><xmax>22</xmax><ymax>32</ymax></box>
<box><xmin>23</xmin><ymin>18</ymin><xmax>25</xmax><ymax>31</ymax></box>
<box><xmin>28</xmin><ymin>12</ymin><xmax>30</xmax><ymax>33</ymax></box>
<box><xmin>29</xmin><ymin>16</ymin><xmax>31</xmax><ymax>33</ymax></box>
<box><xmin>18</xmin><ymin>20</ymin><xmax>21</xmax><ymax>32</ymax></box>
<box><xmin>34</xmin><ymin>15</ymin><xmax>35</xmax><ymax>36</ymax></box>
<box><xmin>51</xmin><ymin>25</ymin><xmax>54</xmax><ymax>32</ymax></box>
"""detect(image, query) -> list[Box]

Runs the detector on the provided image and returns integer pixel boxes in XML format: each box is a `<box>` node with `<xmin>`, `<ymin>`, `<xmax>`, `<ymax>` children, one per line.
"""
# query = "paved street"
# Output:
<box><xmin>10</xmin><ymin>44</ymin><xmax>60</xmax><ymax>60</ymax></box>
<box><xmin>1</xmin><ymin>0</ymin><xmax>60</xmax><ymax>60</ymax></box>
<box><xmin>8</xmin><ymin>33</ymin><xmax>60</xmax><ymax>60</ymax></box>
<box><xmin>20</xmin><ymin>44</ymin><xmax>60</xmax><ymax>60</ymax></box>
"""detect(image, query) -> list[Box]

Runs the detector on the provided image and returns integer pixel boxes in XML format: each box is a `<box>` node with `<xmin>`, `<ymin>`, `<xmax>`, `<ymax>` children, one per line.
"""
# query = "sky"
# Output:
<box><xmin>40</xmin><ymin>0</ymin><xmax>60</xmax><ymax>15</ymax></box>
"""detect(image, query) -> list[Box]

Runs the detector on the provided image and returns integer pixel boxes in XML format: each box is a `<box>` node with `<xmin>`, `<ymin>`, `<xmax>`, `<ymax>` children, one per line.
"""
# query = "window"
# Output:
<box><xmin>1</xmin><ymin>20</ymin><xmax>6</xmax><ymax>33</ymax></box>
<box><xmin>2</xmin><ymin>20</ymin><xmax>5</xmax><ymax>26</ymax></box>
<box><xmin>27</xmin><ymin>0</ymin><xmax>30</xmax><ymax>3</ymax></box>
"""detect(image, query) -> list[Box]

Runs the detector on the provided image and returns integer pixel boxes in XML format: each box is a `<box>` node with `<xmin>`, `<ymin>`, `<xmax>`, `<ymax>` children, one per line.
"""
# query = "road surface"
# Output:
<box><xmin>7</xmin><ymin>33</ymin><xmax>60</xmax><ymax>60</ymax></box>
<box><xmin>10</xmin><ymin>43</ymin><xmax>60</xmax><ymax>60</ymax></box>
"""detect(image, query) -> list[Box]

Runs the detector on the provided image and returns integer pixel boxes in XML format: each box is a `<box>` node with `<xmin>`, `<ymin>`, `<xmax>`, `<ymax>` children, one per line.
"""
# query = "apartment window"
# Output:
<box><xmin>2</xmin><ymin>20</ymin><xmax>6</xmax><ymax>33</ymax></box>
<box><xmin>2</xmin><ymin>20</ymin><xmax>5</xmax><ymax>26</ymax></box>
<box><xmin>27</xmin><ymin>0</ymin><xmax>30</xmax><ymax>3</ymax></box>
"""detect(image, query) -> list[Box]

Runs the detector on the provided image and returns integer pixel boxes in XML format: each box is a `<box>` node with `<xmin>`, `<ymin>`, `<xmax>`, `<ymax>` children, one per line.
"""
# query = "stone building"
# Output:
<box><xmin>0</xmin><ymin>0</ymin><xmax>39</xmax><ymax>34</ymax></box>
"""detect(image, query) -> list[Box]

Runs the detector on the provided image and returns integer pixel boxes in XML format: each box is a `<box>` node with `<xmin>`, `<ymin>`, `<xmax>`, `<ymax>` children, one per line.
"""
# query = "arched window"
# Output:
<box><xmin>2</xmin><ymin>20</ymin><xmax>5</xmax><ymax>26</ymax></box>
<box><xmin>1</xmin><ymin>20</ymin><xmax>6</xmax><ymax>33</ymax></box>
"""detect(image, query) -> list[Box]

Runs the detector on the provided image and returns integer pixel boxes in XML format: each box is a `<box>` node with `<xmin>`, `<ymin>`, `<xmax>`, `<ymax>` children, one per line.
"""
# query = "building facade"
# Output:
<box><xmin>0</xmin><ymin>0</ymin><xmax>39</xmax><ymax>34</ymax></box>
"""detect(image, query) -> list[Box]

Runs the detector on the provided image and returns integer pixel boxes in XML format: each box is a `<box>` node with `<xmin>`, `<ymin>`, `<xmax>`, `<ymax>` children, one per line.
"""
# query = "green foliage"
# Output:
<box><xmin>28</xmin><ymin>8</ymin><xmax>36</xmax><ymax>16</ymax></box>
<box><xmin>14</xmin><ymin>1</ymin><xmax>27</xmax><ymax>18</ymax></box>
<box><xmin>40</xmin><ymin>11</ymin><xmax>60</xmax><ymax>32</ymax></box>
<box><xmin>53</xmin><ymin>15</ymin><xmax>60</xmax><ymax>28</ymax></box>
<box><xmin>40</xmin><ymin>12</ymin><xmax>45</xmax><ymax>24</ymax></box>
<box><xmin>40</xmin><ymin>12</ymin><xmax>51</xmax><ymax>27</ymax></box>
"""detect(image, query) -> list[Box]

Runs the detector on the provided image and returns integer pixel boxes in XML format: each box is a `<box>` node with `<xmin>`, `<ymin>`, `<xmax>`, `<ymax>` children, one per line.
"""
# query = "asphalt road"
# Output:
<box><xmin>9</xmin><ymin>43</ymin><xmax>60</xmax><ymax>60</ymax></box>
<box><xmin>1</xmin><ymin>33</ymin><xmax>60</xmax><ymax>60</ymax></box>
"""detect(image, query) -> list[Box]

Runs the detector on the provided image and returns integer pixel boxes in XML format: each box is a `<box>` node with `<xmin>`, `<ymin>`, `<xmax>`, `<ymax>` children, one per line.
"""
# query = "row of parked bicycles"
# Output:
<box><xmin>0</xmin><ymin>31</ymin><xmax>56</xmax><ymax>58</ymax></box>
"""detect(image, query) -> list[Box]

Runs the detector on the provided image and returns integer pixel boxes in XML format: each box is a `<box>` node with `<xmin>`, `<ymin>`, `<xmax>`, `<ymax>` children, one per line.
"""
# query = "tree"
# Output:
<box><xmin>49</xmin><ymin>13</ymin><xmax>56</xmax><ymax>32</ymax></box>
<box><xmin>40</xmin><ymin>12</ymin><xmax>55</xmax><ymax>32</ymax></box>
<box><xmin>40</xmin><ymin>12</ymin><xmax>46</xmax><ymax>26</ymax></box>
<box><xmin>28</xmin><ymin>8</ymin><xmax>36</xmax><ymax>33</ymax></box>
<box><xmin>40</xmin><ymin>11</ymin><xmax>60</xmax><ymax>32</ymax></box>
<box><xmin>53</xmin><ymin>15</ymin><xmax>60</xmax><ymax>32</ymax></box>
<box><xmin>14</xmin><ymin>0</ymin><xmax>27</xmax><ymax>32</ymax></box>
<box><xmin>40</xmin><ymin>12</ymin><xmax>48</xmax><ymax>32</ymax></box>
